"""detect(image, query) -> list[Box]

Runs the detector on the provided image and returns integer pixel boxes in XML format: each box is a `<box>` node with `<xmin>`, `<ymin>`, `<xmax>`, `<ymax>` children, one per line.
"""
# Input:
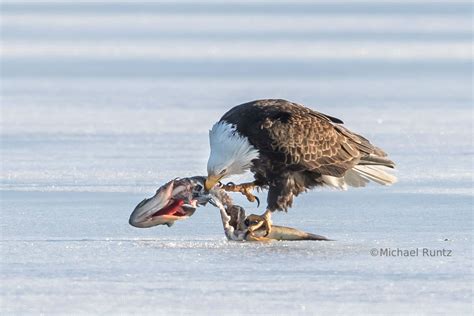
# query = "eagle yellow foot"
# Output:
<box><xmin>223</xmin><ymin>182</ymin><xmax>260</xmax><ymax>205</ymax></box>
<box><xmin>244</xmin><ymin>210</ymin><xmax>273</xmax><ymax>238</ymax></box>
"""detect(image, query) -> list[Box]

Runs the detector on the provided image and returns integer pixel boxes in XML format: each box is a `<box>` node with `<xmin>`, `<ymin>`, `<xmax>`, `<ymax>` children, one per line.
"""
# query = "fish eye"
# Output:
<box><xmin>194</xmin><ymin>184</ymin><xmax>203</xmax><ymax>191</ymax></box>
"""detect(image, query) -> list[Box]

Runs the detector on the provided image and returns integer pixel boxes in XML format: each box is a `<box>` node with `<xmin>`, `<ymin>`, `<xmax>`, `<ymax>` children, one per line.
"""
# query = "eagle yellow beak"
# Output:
<box><xmin>205</xmin><ymin>174</ymin><xmax>222</xmax><ymax>191</ymax></box>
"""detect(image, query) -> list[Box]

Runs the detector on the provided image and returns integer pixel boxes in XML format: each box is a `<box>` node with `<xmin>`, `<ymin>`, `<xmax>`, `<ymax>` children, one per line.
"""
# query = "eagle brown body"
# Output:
<box><xmin>219</xmin><ymin>99</ymin><xmax>396</xmax><ymax>212</ymax></box>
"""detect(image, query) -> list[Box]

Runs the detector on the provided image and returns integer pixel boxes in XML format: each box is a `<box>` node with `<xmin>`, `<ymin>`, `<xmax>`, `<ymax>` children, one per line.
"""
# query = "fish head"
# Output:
<box><xmin>129</xmin><ymin>176</ymin><xmax>211</xmax><ymax>228</ymax></box>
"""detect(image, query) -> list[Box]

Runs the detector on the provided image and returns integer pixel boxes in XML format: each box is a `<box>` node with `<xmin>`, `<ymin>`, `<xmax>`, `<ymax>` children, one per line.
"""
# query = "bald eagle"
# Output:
<box><xmin>204</xmin><ymin>99</ymin><xmax>396</xmax><ymax>236</ymax></box>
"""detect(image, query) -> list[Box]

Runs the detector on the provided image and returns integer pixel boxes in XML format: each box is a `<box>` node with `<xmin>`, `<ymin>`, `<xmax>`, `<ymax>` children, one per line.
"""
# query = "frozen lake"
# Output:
<box><xmin>1</xmin><ymin>1</ymin><xmax>472</xmax><ymax>314</ymax></box>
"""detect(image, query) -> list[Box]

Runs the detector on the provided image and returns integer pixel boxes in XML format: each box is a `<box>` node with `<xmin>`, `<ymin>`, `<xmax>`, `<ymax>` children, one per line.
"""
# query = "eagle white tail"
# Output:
<box><xmin>322</xmin><ymin>165</ymin><xmax>397</xmax><ymax>190</ymax></box>
<box><xmin>350</xmin><ymin>165</ymin><xmax>397</xmax><ymax>185</ymax></box>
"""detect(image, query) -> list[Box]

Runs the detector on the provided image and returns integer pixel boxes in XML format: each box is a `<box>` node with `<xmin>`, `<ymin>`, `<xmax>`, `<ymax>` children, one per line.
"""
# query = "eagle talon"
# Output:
<box><xmin>244</xmin><ymin>223</ymin><xmax>272</xmax><ymax>242</ymax></box>
<box><xmin>254</xmin><ymin>196</ymin><xmax>260</xmax><ymax>208</ymax></box>
<box><xmin>245</xmin><ymin>212</ymin><xmax>272</xmax><ymax>238</ymax></box>
<box><xmin>223</xmin><ymin>182</ymin><xmax>260</xmax><ymax>206</ymax></box>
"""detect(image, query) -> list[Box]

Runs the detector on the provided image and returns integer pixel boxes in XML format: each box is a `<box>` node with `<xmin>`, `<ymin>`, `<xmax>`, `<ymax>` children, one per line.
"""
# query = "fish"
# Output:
<box><xmin>130</xmin><ymin>176</ymin><xmax>331</xmax><ymax>241</ymax></box>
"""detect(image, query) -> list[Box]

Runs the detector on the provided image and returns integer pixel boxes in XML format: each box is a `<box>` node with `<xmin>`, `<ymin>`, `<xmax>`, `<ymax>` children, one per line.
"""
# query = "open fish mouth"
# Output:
<box><xmin>129</xmin><ymin>177</ymin><xmax>206</xmax><ymax>228</ymax></box>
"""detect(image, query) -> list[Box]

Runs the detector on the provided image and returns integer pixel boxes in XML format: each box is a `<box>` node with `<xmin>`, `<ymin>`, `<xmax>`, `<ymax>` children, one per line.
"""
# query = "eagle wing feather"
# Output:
<box><xmin>262</xmin><ymin>101</ymin><xmax>384</xmax><ymax>177</ymax></box>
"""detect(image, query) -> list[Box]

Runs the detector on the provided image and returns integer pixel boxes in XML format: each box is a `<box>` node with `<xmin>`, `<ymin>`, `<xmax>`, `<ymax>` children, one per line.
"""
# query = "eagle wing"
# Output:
<box><xmin>260</xmin><ymin>101</ymin><xmax>386</xmax><ymax>177</ymax></box>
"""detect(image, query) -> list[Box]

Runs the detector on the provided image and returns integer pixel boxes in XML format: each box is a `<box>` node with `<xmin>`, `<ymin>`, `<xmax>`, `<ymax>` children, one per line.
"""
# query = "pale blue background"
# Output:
<box><xmin>1</xmin><ymin>1</ymin><xmax>472</xmax><ymax>314</ymax></box>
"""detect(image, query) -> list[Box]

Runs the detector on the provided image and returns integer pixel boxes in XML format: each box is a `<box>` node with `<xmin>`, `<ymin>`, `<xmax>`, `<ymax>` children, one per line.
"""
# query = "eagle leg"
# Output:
<box><xmin>244</xmin><ymin>210</ymin><xmax>273</xmax><ymax>238</ymax></box>
<box><xmin>222</xmin><ymin>182</ymin><xmax>260</xmax><ymax>206</ymax></box>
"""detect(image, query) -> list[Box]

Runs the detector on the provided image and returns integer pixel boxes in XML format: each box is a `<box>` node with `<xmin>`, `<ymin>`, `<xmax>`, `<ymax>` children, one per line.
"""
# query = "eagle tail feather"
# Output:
<box><xmin>321</xmin><ymin>161</ymin><xmax>397</xmax><ymax>189</ymax></box>
<box><xmin>343</xmin><ymin>169</ymin><xmax>370</xmax><ymax>188</ymax></box>
<box><xmin>351</xmin><ymin>165</ymin><xmax>397</xmax><ymax>185</ymax></box>
<box><xmin>358</xmin><ymin>154</ymin><xmax>395</xmax><ymax>168</ymax></box>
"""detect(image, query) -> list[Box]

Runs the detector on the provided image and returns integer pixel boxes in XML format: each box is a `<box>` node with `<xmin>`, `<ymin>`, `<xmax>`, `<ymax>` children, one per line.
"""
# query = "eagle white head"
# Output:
<box><xmin>205</xmin><ymin>121</ymin><xmax>259</xmax><ymax>190</ymax></box>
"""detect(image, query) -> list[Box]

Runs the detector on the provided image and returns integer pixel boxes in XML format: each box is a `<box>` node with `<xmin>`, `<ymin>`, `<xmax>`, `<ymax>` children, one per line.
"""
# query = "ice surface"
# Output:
<box><xmin>1</xmin><ymin>1</ymin><xmax>472</xmax><ymax>315</ymax></box>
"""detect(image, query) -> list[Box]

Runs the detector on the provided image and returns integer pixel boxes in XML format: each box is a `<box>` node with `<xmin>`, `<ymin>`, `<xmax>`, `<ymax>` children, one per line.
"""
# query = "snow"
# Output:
<box><xmin>1</xmin><ymin>1</ymin><xmax>472</xmax><ymax>315</ymax></box>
